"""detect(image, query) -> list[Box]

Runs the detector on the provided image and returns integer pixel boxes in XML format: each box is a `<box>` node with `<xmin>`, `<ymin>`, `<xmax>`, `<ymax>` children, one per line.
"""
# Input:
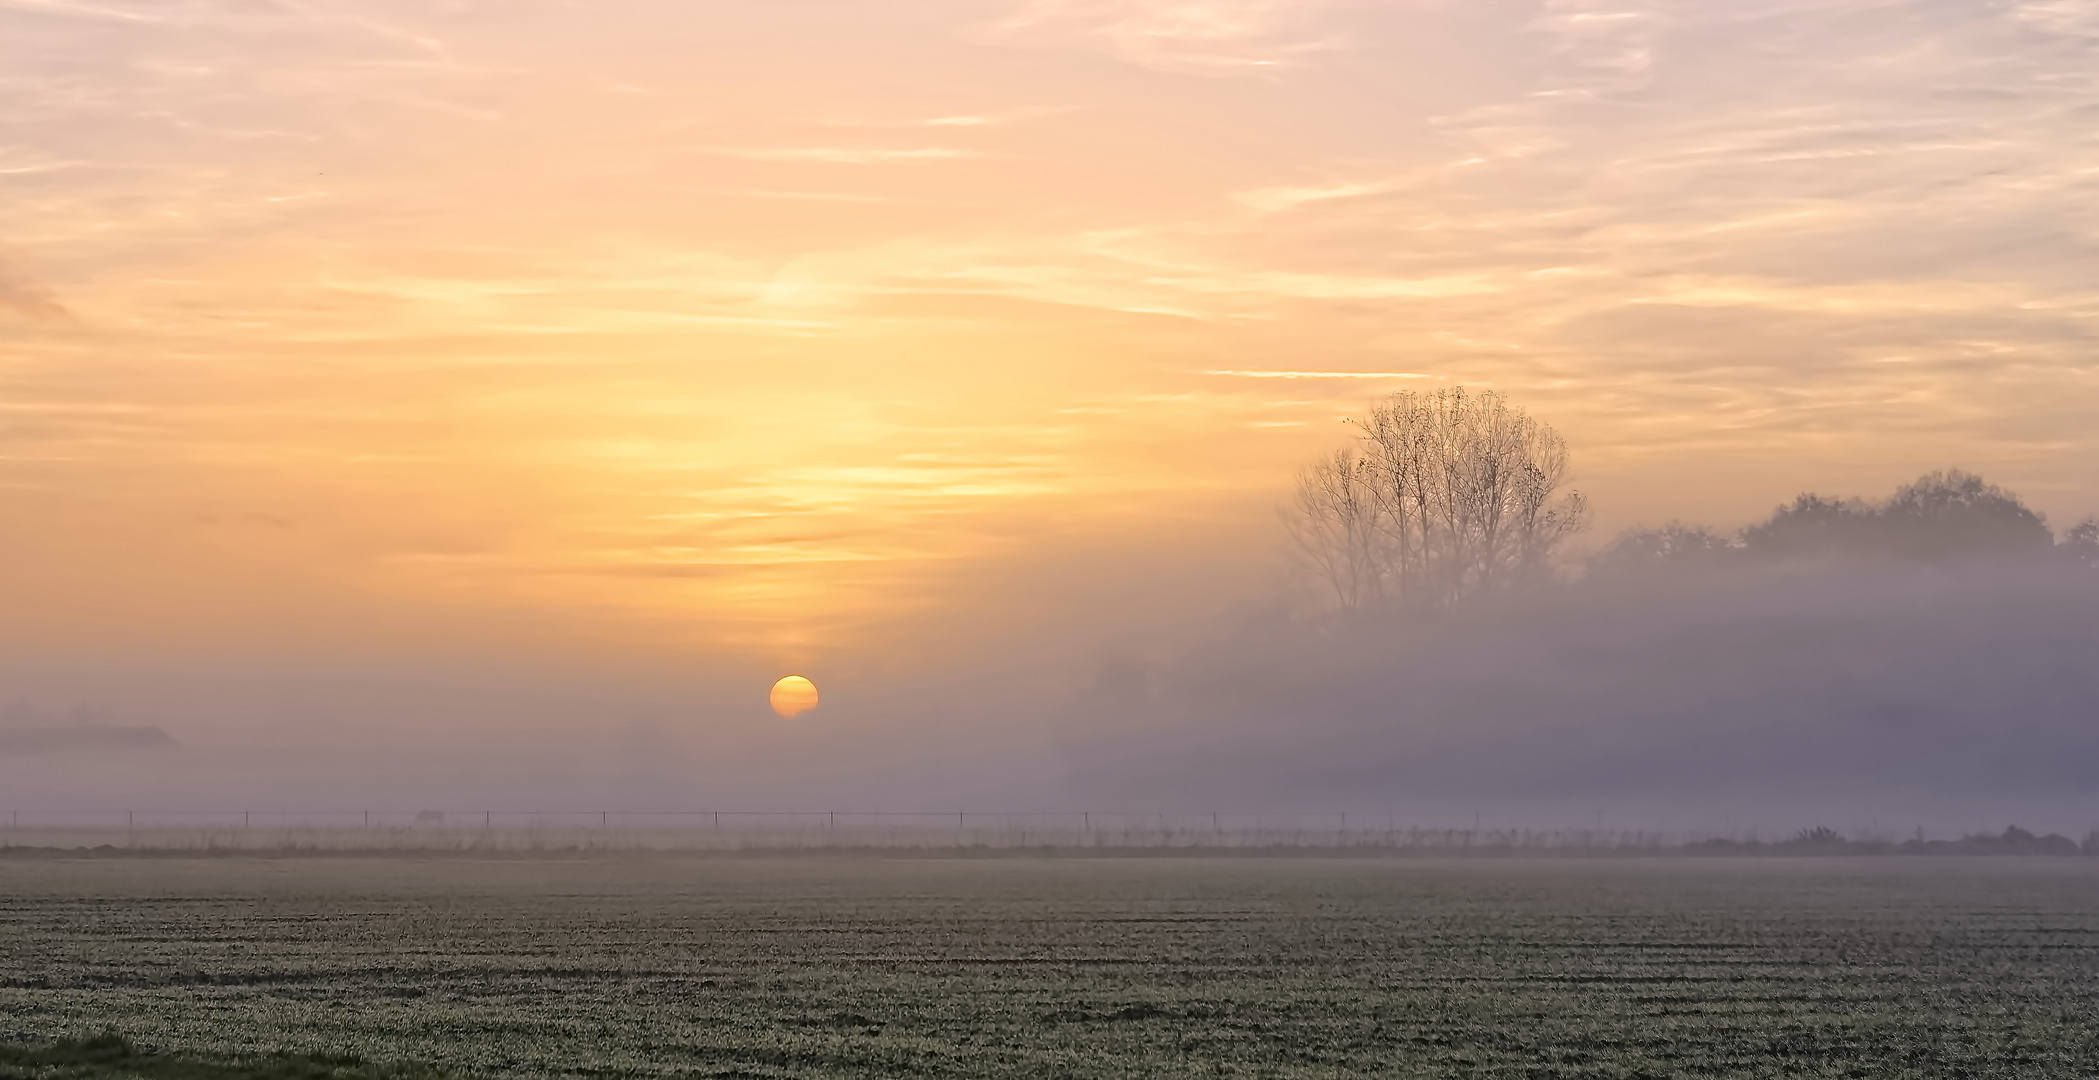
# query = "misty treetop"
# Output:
<box><xmin>1601</xmin><ymin>469</ymin><xmax>2097</xmax><ymax>577</ymax></box>
<box><xmin>1288</xmin><ymin>387</ymin><xmax>1589</xmax><ymax>613</ymax></box>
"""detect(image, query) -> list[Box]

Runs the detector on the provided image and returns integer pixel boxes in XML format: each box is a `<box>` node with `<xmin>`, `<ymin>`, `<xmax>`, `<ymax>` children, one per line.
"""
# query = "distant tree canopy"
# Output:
<box><xmin>1746</xmin><ymin>470</ymin><xmax>2051</xmax><ymax>560</ymax></box>
<box><xmin>1595</xmin><ymin>469</ymin><xmax>2086</xmax><ymax>577</ymax></box>
<box><xmin>1584</xmin><ymin>523</ymin><xmax>1734</xmax><ymax>579</ymax></box>
<box><xmin>1288</xmin><ymin>387</ymin><xmax>1588</xmax><ymax>613</ymax></box>
<box><xmin>2068</xmin><ymin>518</ymin><xmax>2099</xmax><ymax>569</ymax></box>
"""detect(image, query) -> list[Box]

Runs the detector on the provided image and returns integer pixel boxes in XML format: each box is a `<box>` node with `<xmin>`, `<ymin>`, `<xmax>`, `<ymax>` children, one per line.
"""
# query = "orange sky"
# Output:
<box><xmin>4</xmin><ymin>0</ymin><xmax>2098</xmax><ymax>679</ymax></box>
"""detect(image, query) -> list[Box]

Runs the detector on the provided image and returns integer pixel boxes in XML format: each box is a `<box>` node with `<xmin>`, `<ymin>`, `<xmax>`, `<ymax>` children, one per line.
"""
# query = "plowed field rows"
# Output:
<box><xmin>4</xmin><ymin>856</ymin><xmax>2097</xmax><ymax>1078</ymax></box>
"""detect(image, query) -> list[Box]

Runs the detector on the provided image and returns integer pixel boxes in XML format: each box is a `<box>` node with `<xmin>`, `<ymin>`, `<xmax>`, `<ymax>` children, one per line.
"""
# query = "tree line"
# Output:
<box><xmin>1290</xmin><ymin>388</ymin><xmax>2098</xmax><ymax>612</ymax></box>
<box><xmin>1592</xmin><ymin>469</ymin><xmax>2098</xmax><ymax>579</ymax></box>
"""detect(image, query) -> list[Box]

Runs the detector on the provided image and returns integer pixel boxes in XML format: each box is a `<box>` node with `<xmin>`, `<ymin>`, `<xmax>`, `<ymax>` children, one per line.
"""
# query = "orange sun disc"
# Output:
<box><xmin>769</xmin><ymin>675</ymin><xmax>819</xmax><ymax>718</ymax></box>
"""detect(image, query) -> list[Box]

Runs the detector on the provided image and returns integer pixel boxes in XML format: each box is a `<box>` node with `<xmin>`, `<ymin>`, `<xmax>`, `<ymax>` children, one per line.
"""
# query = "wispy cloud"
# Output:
<box><xmin>1204</xmin><ymin>370</ymin><xmax>1436</xmax><ymax>379</ymax></box>
<box><xmin>698</xmin><ymin>146</ymin><xmax>977</xmax><ymax>164</ymax></box>
<box><xmin>0</xmin><ymin>255</ymin><xmax>71</xmax><ymax>322</ymax></box>
<box><xmin>983</xmin><ymin>0</ymin><xmax>1360</xmax><ymax>72</ymax></box>
<box><xmin>2011</xmin><ymin>0</ymin><xmax>2099</xmax><ymax>35</ymax></box>
<box><xmin>1525</xmin><ymin>0</ymin><xmax>1669</xmax><ymax>95</ymax></box>
<box><xmin>1233</xmin><ymin>176</ymin><xmax>1409</xmax><ymax>212</ymax></box>
<box><xmin>0</xmin><ymin>0</ymin><xmax>156</xmax><ymax>24</ymax></box>
<box><xmin>6</xmin><ymin>0</ymin><xmax>2098</xmax><ymax>666</ymax></box>
<box><xmin>702</xmin><ymin>188</ymin><xmax>903</xmax><ymax>203</ymax></box>
<box><xmin>924</xmin><ymin>105</ymin><xmax>1076</xmax><ymax>126</ymax></box>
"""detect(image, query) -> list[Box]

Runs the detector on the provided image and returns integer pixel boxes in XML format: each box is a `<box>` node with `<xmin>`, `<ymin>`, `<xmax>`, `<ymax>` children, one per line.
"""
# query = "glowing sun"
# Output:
<box><xmin>769</xmin><ymin>675</ymin><xmax>819</xmax><ymax>718</ymax></box>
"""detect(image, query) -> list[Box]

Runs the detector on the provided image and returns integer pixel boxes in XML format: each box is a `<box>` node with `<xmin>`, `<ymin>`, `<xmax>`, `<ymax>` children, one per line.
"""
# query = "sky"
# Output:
<box><xmin>3</xmin><ymin>0</ymin><xmax>2098</xmax><ymax>810</ymax></box>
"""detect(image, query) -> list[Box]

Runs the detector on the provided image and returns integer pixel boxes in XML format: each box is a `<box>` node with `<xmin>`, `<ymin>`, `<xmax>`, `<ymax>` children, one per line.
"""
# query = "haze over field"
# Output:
<box><xmin>3</xmin><ymin>0</ymin><xmax>2097</xmax><ymax>826</ymax></box>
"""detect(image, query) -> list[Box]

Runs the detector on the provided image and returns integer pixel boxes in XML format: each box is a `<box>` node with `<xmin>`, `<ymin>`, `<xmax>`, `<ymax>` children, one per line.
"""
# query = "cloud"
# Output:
<box><xmin>1203</xmin><ymin>370</ymin><xmax>1434</xmax><ymax>380</ymax></box>
<box><xmin>698</xmin><ymin>146</ymin><xmax>977</xmax><ymax>164</ymax></box>
<box><xmin>2011</xmin><ymin>0</ymin><xmax>2099</xmax><ymax>36</ymax></box>
<box><xmin>923</xmin><ymin>105</ymin><xmax>1076</xmax><ymax>126</ymax></box>
<box><xmin>0</xmin><ymin>255</ymin><xmax>71</xmax><ymax>322</ymax></box>
<box><xmin>1151</xmin><ymin>0</ymin><xmax>2099</xmax><ymax>479</ymax></box>
<box><xmin>1524</xmin><ymin>0</ymin><xmax>1669</xmax><ymax>95</ymax></box>
<box><xmin>702</xmin><ymin>188</ymin><xmax>903</xmax><ymax>203</ymax></box>
<box><xmin>5</xmin><ymin>0</ymin><xmax>2099</xmax><ymax>693</ymax></box>
<box><xmin>0</xmin><ymin>0</ymin><xmax>156</xmax><ymax>24</ymax></box>
<box><xmin>1234</xmin><ymin>176</ymin><xmax>1410</xmax><ymax>212</ymax></box>
<box><xmin>983</xmin><ymin>0</ymin><xmax>1360</xmax><ymax>72</ymax></box>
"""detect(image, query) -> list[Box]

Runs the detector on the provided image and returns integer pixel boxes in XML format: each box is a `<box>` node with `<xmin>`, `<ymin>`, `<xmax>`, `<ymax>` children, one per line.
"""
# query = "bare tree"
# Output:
<box><xmin>1289</xmin><ymin>387</ymin><xmax>1588</xmax><ymax>613</ymax></box>
<box><xmin>1285</xmin><ymin>448</ymin><xmax>1387</xmax><ymax>611</ymax></box>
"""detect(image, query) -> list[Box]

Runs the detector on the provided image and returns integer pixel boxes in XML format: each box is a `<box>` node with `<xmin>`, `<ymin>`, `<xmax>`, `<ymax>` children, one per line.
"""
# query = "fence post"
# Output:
<box><xmin>363</xmin><ymin>810</ymin><xmax>370</xmax><ymax>829</ymax></box>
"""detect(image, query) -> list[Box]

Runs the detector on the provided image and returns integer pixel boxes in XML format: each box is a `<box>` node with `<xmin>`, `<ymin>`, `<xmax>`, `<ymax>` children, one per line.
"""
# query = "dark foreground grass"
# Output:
<box><xmin>3</xmin><ymin>856</ymin><xmax>2099</xmax><ymax>1078</ymax></box>
<box><xmin>0</xmin><ymin>1033</ymin><xmax>445</xmax><ymax>1080</ymax></box>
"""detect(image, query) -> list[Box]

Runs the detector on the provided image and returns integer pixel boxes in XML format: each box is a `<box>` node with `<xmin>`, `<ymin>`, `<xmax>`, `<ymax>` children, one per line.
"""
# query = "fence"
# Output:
<box><xmin>0</xmin><ymin>809</ymin><xmax>1691</xmax><ymax>853</ymax></box>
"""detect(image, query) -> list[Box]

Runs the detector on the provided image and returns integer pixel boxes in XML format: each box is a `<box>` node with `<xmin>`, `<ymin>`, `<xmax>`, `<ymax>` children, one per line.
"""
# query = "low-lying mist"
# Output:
<box><xmin>1054</xmin><ymin>467</ymin><xmax>2099</xmax><ymax>833</ymax></box>
<box><xmin>7</xmin><ymin>438</ymin><xmax>2098</xmax><ymax>838</ymax></box>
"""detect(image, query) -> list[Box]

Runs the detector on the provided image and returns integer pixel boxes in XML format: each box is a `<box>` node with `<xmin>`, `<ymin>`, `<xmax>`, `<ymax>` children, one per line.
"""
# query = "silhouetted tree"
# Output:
<box><xmin>1878</xmin><ymin>469</ymin><xmax>2051</xmax><ymax>558</ymax></box>
<box><xmin>1290</xmin><ymin>387</ymin><xmax>1588</xmax><ymax>612</ymax></box>
<box><xmin>1735</xmin><ymin>470</ymin><xmax>2051</xmax><ymax>563</ymax></box>
<box><xmin>1590</xmin><ymin>470</ymin><xmax>2064</xmax><ymax>582</ymax></box>
<box><xmin>1285</xmin><ymin>449</ymin><xmax>1389</xmax><ymax>611</ymax></box>
<box><xmin>1739</xmin><ymin>494</ymin><xmax>1881</xmax><ymax>560</ymax></box>
<box><xmin>1588</xmin><ymin>523</ymin><xmax>1737</xmax><ymax>578</ymax></box>
<box><xmin>2063</xmin><ymin>517</ymin><xmax>2099</xmax><ymax>570</ymax></box>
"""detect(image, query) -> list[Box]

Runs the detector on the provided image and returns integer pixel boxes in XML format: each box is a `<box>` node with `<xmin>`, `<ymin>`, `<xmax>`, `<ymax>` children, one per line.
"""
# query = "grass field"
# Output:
<box><xmin>4</xmin><ymin>856</ymin><xmax>2098</xmax><ymax>1078</ymax></box>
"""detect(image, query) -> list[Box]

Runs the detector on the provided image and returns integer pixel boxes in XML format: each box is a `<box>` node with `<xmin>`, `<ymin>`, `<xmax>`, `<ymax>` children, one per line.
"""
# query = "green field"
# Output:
<box><xmin>4</xmin><ymin>855</ymin><xmax>2098</xmax><ymax>1078</ymax></box>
